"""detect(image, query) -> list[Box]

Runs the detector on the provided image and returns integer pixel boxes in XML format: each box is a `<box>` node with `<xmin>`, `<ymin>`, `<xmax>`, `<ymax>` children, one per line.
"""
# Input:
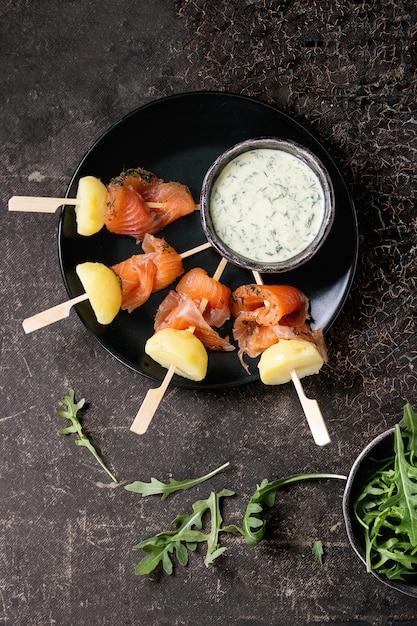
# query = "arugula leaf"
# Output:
<box><xmin>354</xmin><ymin>403</ymin><xmax>417</xmax><ymax>580</ymax></box>
<box><xmin>382</xmin><ymin>424</ymin><xmax>417</xmax><ymax>545</ymax></box>
<box><xmin>311</xmin><ymin>540</ymin><xmax>324</xmax><ymax>565</ymax></box>
<box><xmin>133</xmin><ymin>489</ymin><xmax>236</xmax><ymax>575</ymax></box>
<box><xmin>203</xmin><ymin>489</ymin><xmax>236</xmax><ymax>566</ymax></box>
<box><xmin>400</xmin><ymin>403</ymin><xmax>417</xmax><ymax>465</ymax></box>
<box><xmin>124</xmin><ymin>462</ymin><xmax>230</xmax><ymax>500</ymax></box>
<box><xmin>56</xmin><ymin>390</ymin><xmax>117</xmax><ymax>483</ymax></box>
<box><xmin>240</xmin><ymin>473</ymin><xmax>347</xmax><ymax>546</ymax></box>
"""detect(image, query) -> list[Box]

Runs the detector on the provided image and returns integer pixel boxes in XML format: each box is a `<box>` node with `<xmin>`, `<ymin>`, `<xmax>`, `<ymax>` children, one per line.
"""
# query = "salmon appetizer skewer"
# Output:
<box><xmin>112</xmin><ymin>254</ymin><xmax>157</xmax><ymax>313</ymax></box>
<box><xmin>176</xmin><ymin>267</ymin><xmax>231</xmax><ymax>328</ymax></box>
<box><xmin>142</xmin><ymin>233</ymin><xmax>184</xmax><ymax>293</ymax></box>
<box><xmin>155</xmin><ymin>296</ymin><xmax>234</xmax><ymax>352</ymax></box>
<box><xmin>230</xmin><ymin>284</ymin><xmax>309</xmax><ymax>327</ymax></box>
<box><xmin>104</xmin><ymin>183</ymin><xmax>163</xmax><ymax>241</ymax></box>
<box><xmin>111</xmin><ymin>235</ymin><xmax>184</xmax><ymax>313</ymax></box>
<box><xmin>142</xmin><ymin>181</ymin><xmax>195</xmax><ymax>228</ymax></box>
<box><xmin>230</xmin><ymin>283</ymin><xmax>327</xmax><ymax>372</ymax></box>
<box><xmin>103</xmin><ymin>167</ymin><xmax>195</xmax><ymax>242</ymax></box>
<box><xmin>154</xmin><ymin>268</ymin><xmax>234</xmax><ymax>352</ymax></box>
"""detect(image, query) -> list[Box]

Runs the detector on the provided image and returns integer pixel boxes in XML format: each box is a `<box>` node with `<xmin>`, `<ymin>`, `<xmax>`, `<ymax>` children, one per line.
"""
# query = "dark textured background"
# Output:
<box><xmin>1</xmin><ymin>1</ymin><xmax>417</xmax><ymax>624</ymax></box>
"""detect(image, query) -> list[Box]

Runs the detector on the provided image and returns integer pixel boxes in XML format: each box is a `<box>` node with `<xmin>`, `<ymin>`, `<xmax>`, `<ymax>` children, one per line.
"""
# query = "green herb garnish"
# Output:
<box><xmin>56</xmin><ymin>390</ymin><xmax>117</xmax><ymax>483</ymax></box>
<box><xmin>311</xmin><ymin>540</ymin><xmax>324</xmax><ymax>564</ymax></box>
<box><xmin>132</xmin><ymin>470</ymin><xmax>346</xmax><ymax>575</ymax></box>
<box><xmin>124</xmin><ymin>462</ymin><xmax>229</xmax><ymax>500</ymax></box>
<box><xmin>133</xmin><ymin>489</ymin><xmax>236</xmax><ymax>575</ymax></box>
<box><xmin>354</xmin><ymin>403</ymin><xmax>417</xmax><ymax>581</ymax></box>
<box><xmin>239</xmin><ymin>473</ymin><xmax>347</xmax><ymax>547</ymax></box>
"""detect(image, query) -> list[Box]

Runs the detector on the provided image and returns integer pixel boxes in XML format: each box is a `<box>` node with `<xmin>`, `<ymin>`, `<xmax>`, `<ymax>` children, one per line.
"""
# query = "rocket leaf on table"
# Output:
<box><xmin>56</xmin><ymin>390</ymin><xmax>117</xmax><ymax>483</ymax></box>
<box><xmin>131</xmin><ymin>469</ymin><xmax>347</xmax><ymax>576</ymax></box>
<box><xmin>125</xmin><ymin>462</ymin><xmax>229</xmax><ymax>500</ymax></box>
<box><xmin>238</xmin><ymin>473</ymin><xmax>347</xmax><ymax>547</ymax></box>
<box><xmin>311</xmin><ymin>540</ymin><xmax>324</xmax><ymax>564</ymax></box>
<box><xmin>133</xmin><ymin>489</ymin><xmax>236</xmax><ymax>575</ymax></box>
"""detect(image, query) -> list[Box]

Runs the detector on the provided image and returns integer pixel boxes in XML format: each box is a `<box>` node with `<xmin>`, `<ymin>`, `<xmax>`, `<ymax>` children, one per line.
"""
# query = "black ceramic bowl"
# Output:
<box><xmin>343</xmin><ymin>428</ymin><xmax>417</xmax><ymax>598</ymax></box>
<box><xmin>200</xmin><ymin>137</ymin><xmax>335</xmax><ymax>273</ymax></box>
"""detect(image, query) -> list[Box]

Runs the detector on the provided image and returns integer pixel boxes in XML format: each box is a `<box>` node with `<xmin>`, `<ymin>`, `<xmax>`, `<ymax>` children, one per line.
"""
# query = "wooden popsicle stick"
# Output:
<box><xmin>130</xmin><ymin>256</ymin><xmax>228</xmax><ymax>435</ymax></box>
<box><xmin>8</xmin><ymin>196</ymin><xmax>78</xmax><ymax>213</ymax></box>
<box><xmin>9</xmin><ymin>195</ymin><xmax>200</xmax><ymax>213</ymax></box>
<box><xmin>22</xmin><ymin>293</ymin><xmax>89</xmax><ymax>334</ymax></box>
<box><xmin>251</xmin><ymin>270</ymin><xmax>330</xmax><ymax>447</ymax></box>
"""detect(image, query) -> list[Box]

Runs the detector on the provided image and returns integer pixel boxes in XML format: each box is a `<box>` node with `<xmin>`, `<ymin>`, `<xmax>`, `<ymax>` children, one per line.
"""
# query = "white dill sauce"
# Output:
<box><xmin>209</xmin><ymin>148</ymin><xmax>325</xmax><ymax>264</ymax></box>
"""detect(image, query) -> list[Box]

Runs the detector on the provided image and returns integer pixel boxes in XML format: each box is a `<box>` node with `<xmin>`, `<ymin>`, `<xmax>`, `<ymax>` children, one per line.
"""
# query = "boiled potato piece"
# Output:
<box><xmin>258</xmin><ymin>339</ymin><xmax>323</xmax><ymax>385</ymax></box>
<box><xmin>145</xmin><ymin>328</ymin><xmax>208</xmax><ymax>381</ymax></box>
<box><xmin>76</xmin><ymin>262</ymin><xmax>122</xmax><ymax>325</ymax></box>
<box><xmin>75</xmin><ymin>176</ymin><xmax>107</xmax><ymax>236</ymax></box>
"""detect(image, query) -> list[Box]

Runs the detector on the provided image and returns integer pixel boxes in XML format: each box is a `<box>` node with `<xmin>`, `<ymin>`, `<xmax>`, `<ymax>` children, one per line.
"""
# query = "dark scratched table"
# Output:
<box><xmin>2</xmin><ymin>1</ymin><xmax>417</xmax><ymax>625</ymax></box>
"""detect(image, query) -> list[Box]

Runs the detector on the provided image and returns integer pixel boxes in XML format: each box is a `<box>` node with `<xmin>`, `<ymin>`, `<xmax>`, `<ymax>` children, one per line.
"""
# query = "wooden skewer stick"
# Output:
<box><xmin>290</xmin><ymin>370</ymin><xmax>331</xmax><ymax>447</ymax></box>
<box><xmin>179</xmin><ymin>241</ymin><xmax>210</xmax><ymax>258</ymax></box>
<box><xmin>251</xmin><ymin>270</ymin><xmax>330</xmax><ymax>447</ymax></box>
<box><xmin>22</xmin><ymin>293</ymin><xmax>89</xmax><ymax>334</ymax></box>
<box><xmin>130</xmin><ymin>256</ymin><xmax>228</xmax><ymax>435</ymax></box>
<box><xmin>21</xmin><ymin>241</ymin><xmax>212</xmax><ymax>334</ymax></box>
<box><xmin>8</xmin><ymin>196</ymin><xmax>79</xmax><ymax>213</ymax></box>
<box><xmin>8</xmin><ymin>195</ymin><xmax>200</xmax><ymax>213</ymax></box>
<box><xmin>147</xmin><ymin>202</ymin><xmax>200</xmax><ymax>210</ymax></box>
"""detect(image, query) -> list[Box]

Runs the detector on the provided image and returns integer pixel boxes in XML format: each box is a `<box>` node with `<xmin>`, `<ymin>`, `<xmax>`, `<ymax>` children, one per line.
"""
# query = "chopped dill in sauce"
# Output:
<box><xmin>209</xmin><ymin>148</ymin><xmax>325</xmax><ymax>263</ymax></box>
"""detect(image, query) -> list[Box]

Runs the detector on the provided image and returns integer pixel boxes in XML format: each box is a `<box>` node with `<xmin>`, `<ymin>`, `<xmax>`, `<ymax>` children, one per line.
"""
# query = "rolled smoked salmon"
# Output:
<box><xmin>154</xmin><ymin>268</ymin><xmax>234</xmax><ymax>351</ymax></box>
<box><xmin>142</xmin><ymin>233</ymin><xmax>184</xmax><ymax>293</ymax></box>
<box><xmin>176</xmin><ymin>267</ymin><xmax>231</xmax><ymax>328</ymax></box>
<box><xmin>105</xmin><ymin>183</ymin><xmax>163</xmax><ymax>241</ymax></box>
<box><xmin>112</xmin><ymin>254</ymin><xmax>157</xmax><ymax>313</ymax></box>
<box><xmin>154</xmin><ymin>295</ymin><xmax>234</xmax><ymax>352</ymax></box>
<box><xmin>230</xmin><ymin>284</ymin><xmax>309</xmax><ymax>327</ymax></box>
<box><xmin>142</xmin><ymin>181</ymin><xmax>195</xmax><ymax>228</ymax></box>
<box><xmin>230</xmin><ymin>283</ymin><xmax>327</xmax><ymax>371</ymax></box>
<box><xmin>103</xmin><ymin>167</ymin><xmax>195</xmax><ymax>242</ymax></box>
<box><xmin>111</xmin><ymin>235</ymin><xmax>184</xmax><ymax>313</ymax></box>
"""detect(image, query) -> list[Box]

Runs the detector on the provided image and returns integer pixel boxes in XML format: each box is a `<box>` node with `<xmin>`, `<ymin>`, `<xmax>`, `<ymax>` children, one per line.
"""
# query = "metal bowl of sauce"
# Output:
<box><xmin>200</xmin><ymin>137</ymin><xmax>335</xmax><ymax>273</ymax></box>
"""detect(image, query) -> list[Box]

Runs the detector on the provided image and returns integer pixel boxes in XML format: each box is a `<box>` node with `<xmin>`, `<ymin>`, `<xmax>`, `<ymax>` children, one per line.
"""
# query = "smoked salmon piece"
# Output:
<box><xmin>176</xmin><ymin>267</ymin><xmax>231</xmax><ymax>327</ymax></box>
<box><xmin>154</xmin><ymin>294</ymin><xmax>234</xmax><ymax>352</ymax></box>
<box><xmin>153</xmin><ymin>290</ymin><xmax>184</xmax><ymax>329</ymax></box>
<box><xmin>233</xmin><ymin>317</ymin><xmax>327</xmax><ymax>366</ymax></box>
<box><xmin>111</xmin><ymin>253</ymin><xmax>157</xmax><ymax>313</ymax></box>
<box><xmin>230</xmin><ymin>284</ymin><xmax>309</xmax><ymax>327</ymax></box>
<box><xmin>111</xmin><ymin>235</ymin><xmax>184</xmax><ymax>313</ymax></box>
<box><xmin>103</xmin><ymin>167</ymin><xmax>195</xmax><ymax>241</ymax></box>
<box><xmin>111</xmin><ymin>167</ymin><xmax>162</xmax><ymax>194</ymax></box>
<box><xmin>141</xmin><ymin>233</ymin><xmax>184</xmax><ymax>292</ymax></box>
<box><xmin>142</xmin><ymin>181</ymin><xmax>195</xmax><ymax>228</ymax></box>
<box><xmin>230</xmin><ymin>283</ymin><xmax>327</xmax><ymax>371</ymax></box>
<box><xmin>154</xmin><ymin>267</ymin><xmax>234</xmax><ymax>351</ymax></box>
<box><xmin>104</xmin><ymin>183</ymin><xmax>163</xmax><ymax>241</ymax></box>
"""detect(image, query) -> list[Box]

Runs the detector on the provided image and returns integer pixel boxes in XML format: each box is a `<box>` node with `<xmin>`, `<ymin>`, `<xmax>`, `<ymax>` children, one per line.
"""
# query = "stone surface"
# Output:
<box><xmin>1</xmin><ymin>1</ymin><xmax>417</xmax><ymax>624</ymax></box>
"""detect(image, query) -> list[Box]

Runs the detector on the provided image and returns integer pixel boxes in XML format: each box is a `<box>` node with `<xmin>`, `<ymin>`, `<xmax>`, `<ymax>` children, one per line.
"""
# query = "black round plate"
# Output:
<box><xmin>58</xmin><ymin>91</ymin><xmax>358</xmax><ymax>389</ymax></box>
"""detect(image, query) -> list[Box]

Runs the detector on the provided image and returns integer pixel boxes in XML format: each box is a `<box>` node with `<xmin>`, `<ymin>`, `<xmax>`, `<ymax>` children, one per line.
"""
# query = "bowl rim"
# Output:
<box><xmin>342</xmin><ymin>427</ymin><xmax>417</xmax><ymax>597</ymax></box>
<box><xmin>199</xmin><ymin>136</ymin><xmax>335</xmax><ymax>273</ymax></box>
